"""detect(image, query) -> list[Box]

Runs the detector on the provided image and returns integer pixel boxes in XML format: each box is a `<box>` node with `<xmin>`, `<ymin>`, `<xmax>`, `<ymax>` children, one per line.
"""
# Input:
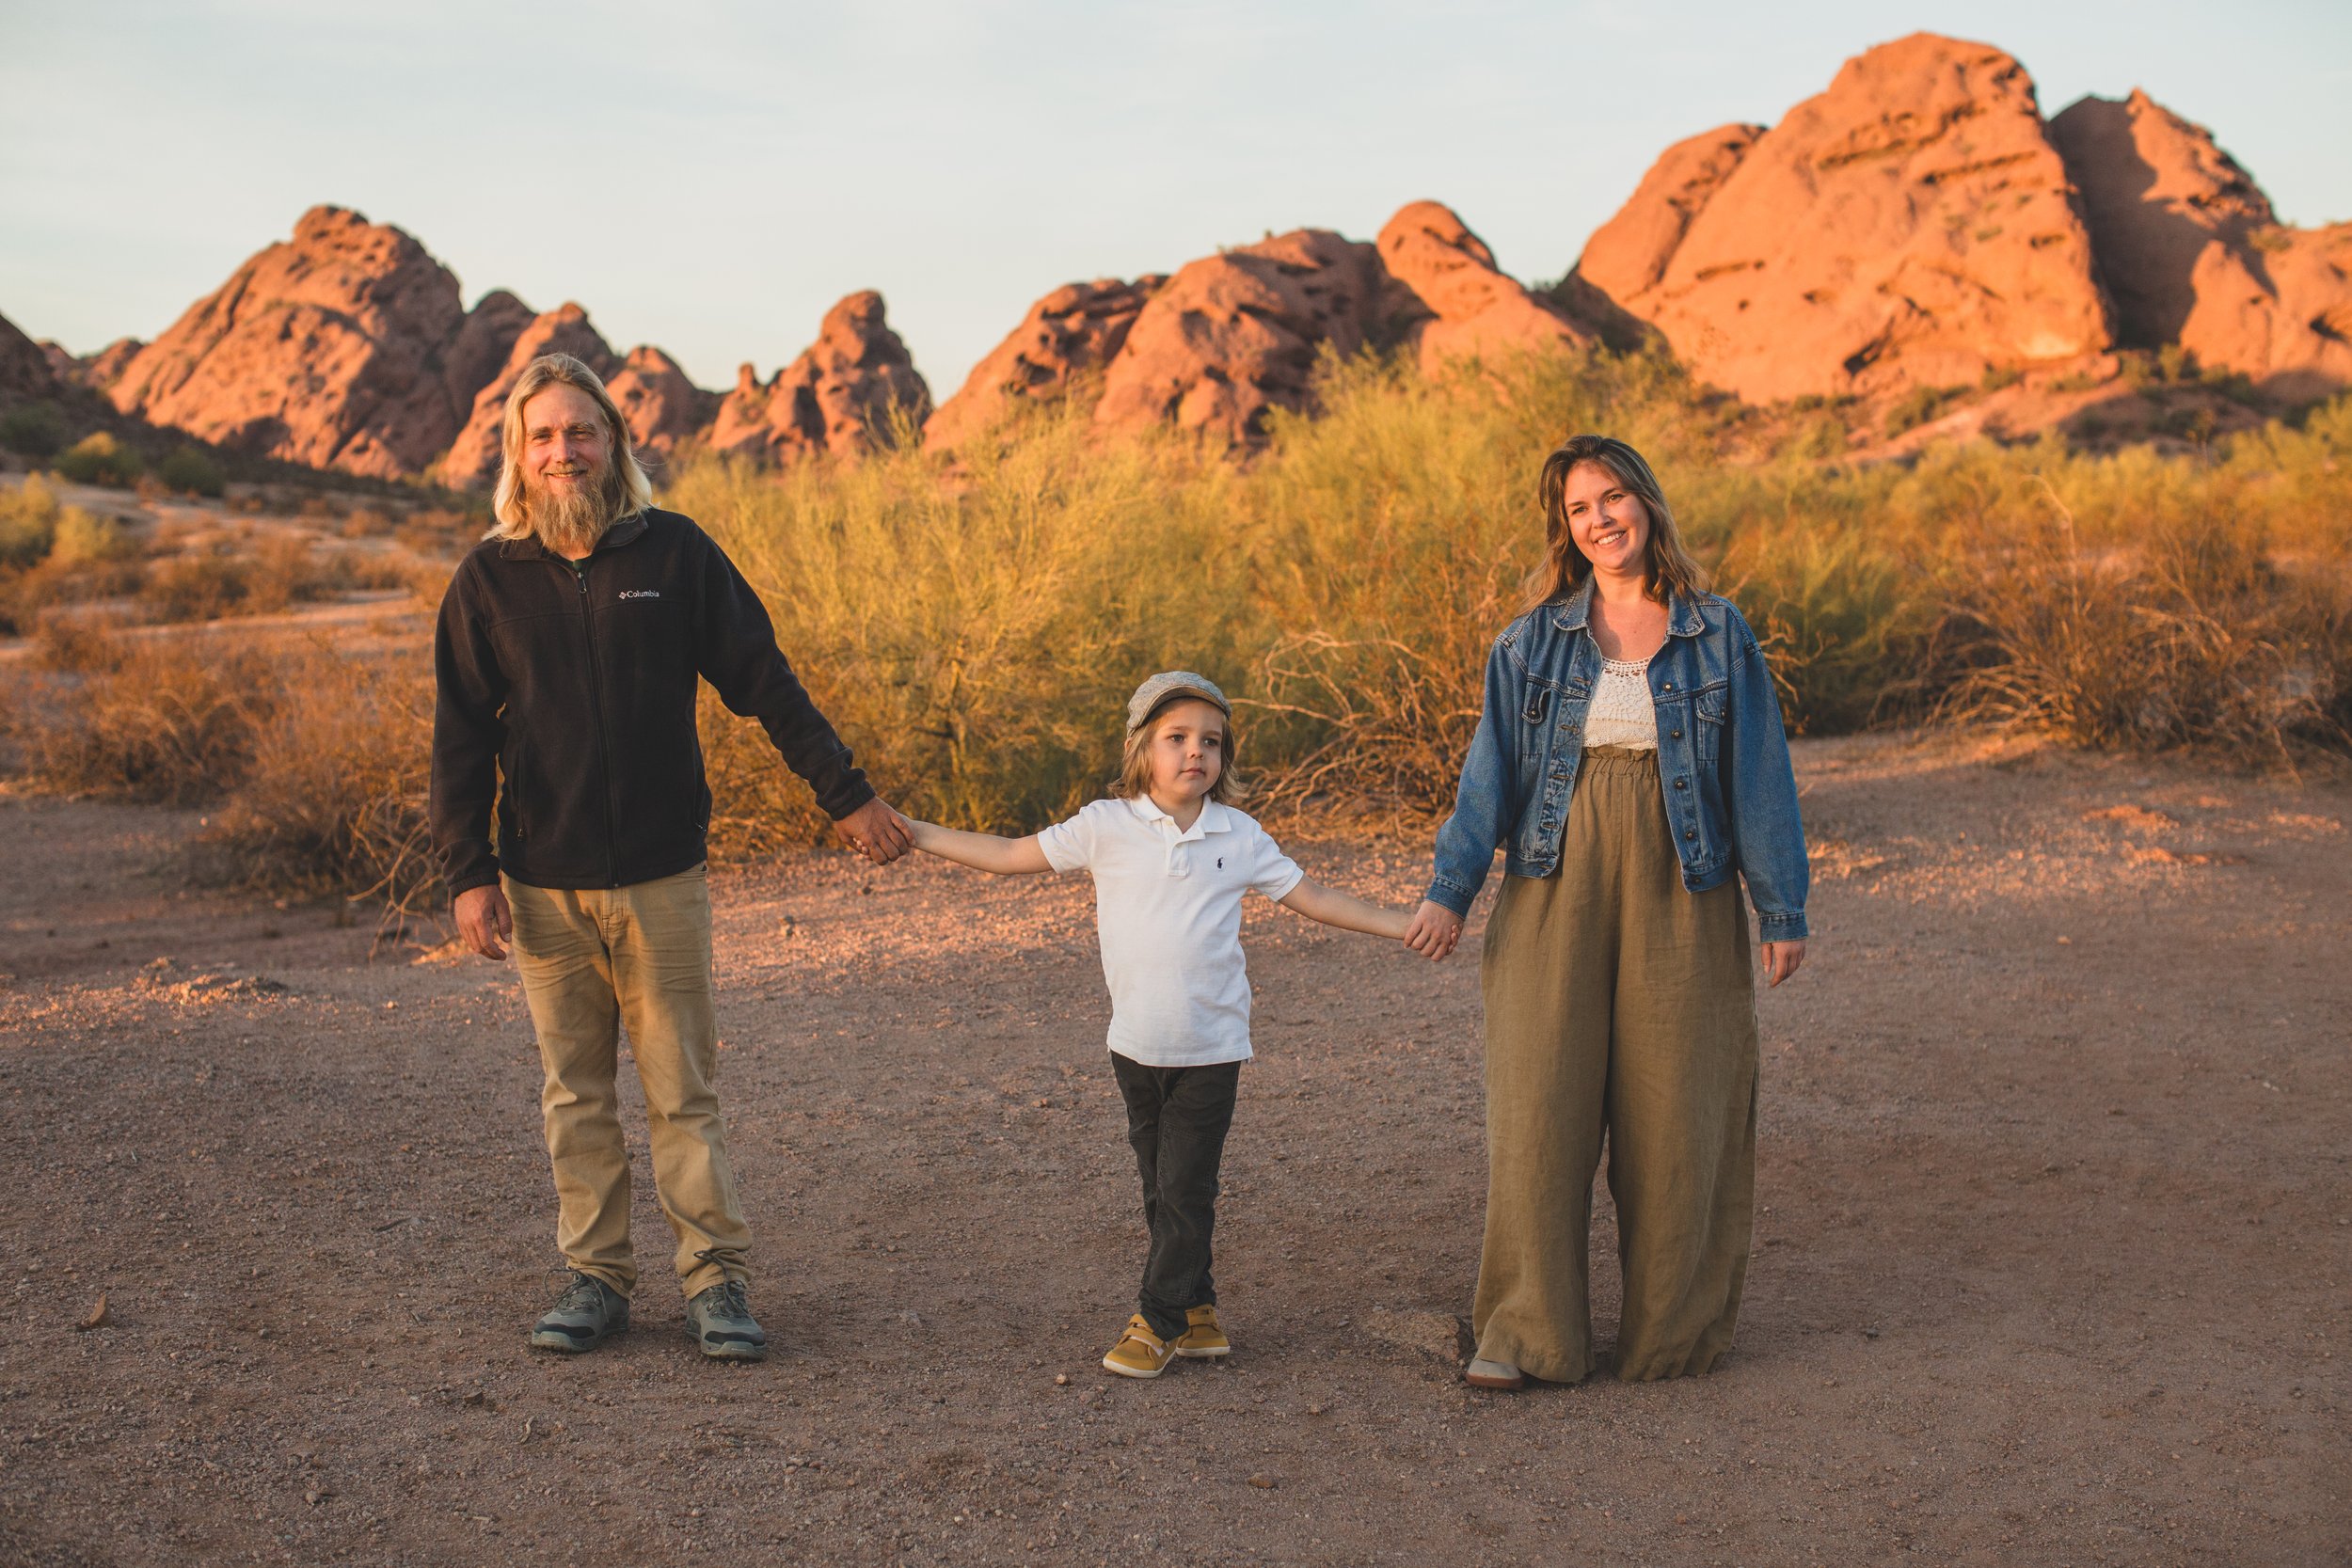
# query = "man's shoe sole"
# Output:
<box><xmin>687</xmin><ymin>1328</ymin><xmax>766</xmax><ymax>1362</ymax></box>
<box><xmin>529</xmin><ymin>1315</ymin><xmax>628</xmax><ymax>1354</ymax></box>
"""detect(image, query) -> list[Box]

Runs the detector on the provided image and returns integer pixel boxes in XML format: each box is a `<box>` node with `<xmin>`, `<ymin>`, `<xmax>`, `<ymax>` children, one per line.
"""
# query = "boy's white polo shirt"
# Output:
<box><xmin>1037</xmin><ymin>796</ymin><xmax>1304</xmax><ymax>1068</ymax></box>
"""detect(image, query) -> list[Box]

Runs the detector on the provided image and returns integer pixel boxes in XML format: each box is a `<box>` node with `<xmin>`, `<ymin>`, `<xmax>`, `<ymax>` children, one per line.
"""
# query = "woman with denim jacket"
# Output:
<box><xmin>1402</xmin><ymin>435</ymin><xmax>1809</xmax><ymax>1391</ymax></box>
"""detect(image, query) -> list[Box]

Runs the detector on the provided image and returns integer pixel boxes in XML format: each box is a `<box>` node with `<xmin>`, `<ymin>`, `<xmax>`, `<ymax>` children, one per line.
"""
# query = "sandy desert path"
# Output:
<box><xmin>0</xmin><ymin>734</ymin><xmax>2345</xmax><ymax>1567</ymax></box>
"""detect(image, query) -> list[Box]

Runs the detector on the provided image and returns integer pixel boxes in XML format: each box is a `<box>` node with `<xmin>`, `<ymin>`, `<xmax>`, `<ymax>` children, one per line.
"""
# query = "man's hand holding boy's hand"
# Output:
<box><xmin>835</xmin><ymin>797</ymin><xmax>915</xmax><ymax>864</ymax></box>
<box><xmin>1403</xmin><ymin>900</ymin><xmax>1462</xmax><ymax>961</ymax></box>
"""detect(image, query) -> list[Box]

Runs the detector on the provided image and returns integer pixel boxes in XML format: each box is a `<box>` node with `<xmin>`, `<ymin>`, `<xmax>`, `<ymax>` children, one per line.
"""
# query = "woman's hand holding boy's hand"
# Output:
<box><xmin>1403</xmin><ymin>900</ymin><xmax>1463</xmax><ymax>961</ymax></box>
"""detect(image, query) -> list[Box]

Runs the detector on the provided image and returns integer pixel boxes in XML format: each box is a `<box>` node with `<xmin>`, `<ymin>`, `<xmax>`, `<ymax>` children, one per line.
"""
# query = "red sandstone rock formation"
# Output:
<box><xmin>924</xmin><ymin>277</ymin><xmax>1165</xmax><ymax>451</ymax></box>
<box><xmin>437</xmin><ymin>303</ymin><xmax>618</xmax><ymax>488</ymax></box>
<box><xmin>1092</xmin><ymin>229</ymin><xmax>1391</xmax><ymax>447</ymax></box>
<box><xmin>607</xmin><ymin>345</ymin><xmax>718</xmax><ymax>459</ymax></box>
<box><xmin>1</xmin><ymin>312</ymin><xmax>59</xmax><ymax>403</ymax></box>
<box><xmin>437</xmin><ymin>293</ymin><xmax>534</xmax><ymax>428</ymax></box>
<box><xmin>1566</xmin><ymin>34</ymin><xmax>2111</xmax><ymax>402</ymax></box>
<box><xmin>2054</xmin><ymin>89</ymin><xmax>2352</xmax><ymax>395</ymax></box>
<box><xmin>104</xmin><ymin>206</ymin><xmax>510</xmax><ymax>477</ymax></box>
<box><xmin>35</xmin><ymin>336</ymin><xmax>145</xmax><ymax>393</ymax></box>
<box><xmin>2178</xmin><ymin>226</ymin><xmax>2352</xmax><ymax>397</ymax></box>
<box><xmin>1375</xmin><ymin>201</ymin><xmax>1595</xmax><ymax>372</ymax></box>
<box><xmin>85</xmin><ymin>337</ymin><xmax>145</xmax><ymax>392</ymax></box>
<box><xmin>707</xmin><ymin>292</ymin><xmax>930</xmax><ymax>466</ymax></box>
<box><xmin>1574</xmin><ymin>125</ymin><xmax>1764</xmax><ymax>306</ymax></box>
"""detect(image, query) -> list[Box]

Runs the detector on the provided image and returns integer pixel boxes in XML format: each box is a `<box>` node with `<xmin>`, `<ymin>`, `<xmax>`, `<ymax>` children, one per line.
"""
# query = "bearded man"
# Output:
<box><xmin>431</xmin><ymin>353</ymin><xmax>912</xmax><ymax>1361</ymax></box>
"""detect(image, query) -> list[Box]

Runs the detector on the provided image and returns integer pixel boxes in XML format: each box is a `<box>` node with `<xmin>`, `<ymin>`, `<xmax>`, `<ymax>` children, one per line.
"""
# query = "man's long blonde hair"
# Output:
<box><xmin>486</xmin><ymin>354</ymin><xmax>653</xmax><ymax>542</ymax></box>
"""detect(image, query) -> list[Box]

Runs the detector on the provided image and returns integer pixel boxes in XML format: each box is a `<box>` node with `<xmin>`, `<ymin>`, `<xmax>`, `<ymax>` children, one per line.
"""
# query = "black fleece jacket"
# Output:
<box><xmin>430</xmin><ymin>508</ymin><xmax>874</xmax><ymax>899</ymax></box>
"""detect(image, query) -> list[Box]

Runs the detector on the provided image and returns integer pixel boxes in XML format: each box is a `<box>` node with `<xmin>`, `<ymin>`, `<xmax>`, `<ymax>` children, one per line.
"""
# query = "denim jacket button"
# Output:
<box><xmin>1673</xmin><ymin>777</ymin><xmax>1687</xmax><ymax>789</ymax></box>
<box><xmin>1671</xmin><ymin>728</ymin><xmax>1683</xmax><ymax>739</ymax></box>
<box><xmin>1685</xmin><ymin>829</ymin><xmax>1697</xmax><ymax>840</ymax></box>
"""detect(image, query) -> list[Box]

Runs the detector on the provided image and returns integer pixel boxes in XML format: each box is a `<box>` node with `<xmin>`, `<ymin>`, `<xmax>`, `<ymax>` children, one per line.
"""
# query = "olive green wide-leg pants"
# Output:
<box><xmin>1472</xmin><ymin>747</ymin><xmax>1759</xmax><ymax>1384</ymax></box>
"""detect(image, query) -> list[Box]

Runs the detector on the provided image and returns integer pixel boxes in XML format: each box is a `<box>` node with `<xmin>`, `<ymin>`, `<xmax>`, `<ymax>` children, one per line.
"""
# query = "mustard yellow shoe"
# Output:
<box><xmin>1173</xmin><ymin>1304</ymin><xmax>1230</xmax><ymax>1359</ymax></box>
<box><xmin>1102</xmin><ymin>1314</ymin><xmax>1176</xmax><ymax>1379</ymax></box>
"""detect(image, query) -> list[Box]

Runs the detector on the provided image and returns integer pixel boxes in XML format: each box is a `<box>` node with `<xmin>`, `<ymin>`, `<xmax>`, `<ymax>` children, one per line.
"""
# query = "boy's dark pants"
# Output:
<box><xmin>1111</xmin><ymin>1053</ymin><xmax>1241</xmax><ymax>1341</ymax></box>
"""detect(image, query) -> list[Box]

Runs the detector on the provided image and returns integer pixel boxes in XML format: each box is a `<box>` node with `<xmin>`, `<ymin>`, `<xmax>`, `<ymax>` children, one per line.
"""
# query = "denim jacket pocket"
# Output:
<box><xmin>1692</xmin><ymin>684</ymin><xmax>1727</xmax><ymax>765</ymax></box>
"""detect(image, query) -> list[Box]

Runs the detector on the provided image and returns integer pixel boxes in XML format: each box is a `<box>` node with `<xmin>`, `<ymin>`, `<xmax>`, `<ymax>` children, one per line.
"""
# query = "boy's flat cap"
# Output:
<box><xmin>1126</xmin><ymin>671</ymin><xmax>1230</xmax><ymax>733</ymax></box>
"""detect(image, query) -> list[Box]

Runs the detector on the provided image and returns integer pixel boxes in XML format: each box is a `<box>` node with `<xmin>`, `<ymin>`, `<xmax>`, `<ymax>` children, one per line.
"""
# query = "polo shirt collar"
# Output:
<box><xmin>1124</xmin><ymin>794</ymin><xmax>1232</xmax><ymax>843</ymax></box>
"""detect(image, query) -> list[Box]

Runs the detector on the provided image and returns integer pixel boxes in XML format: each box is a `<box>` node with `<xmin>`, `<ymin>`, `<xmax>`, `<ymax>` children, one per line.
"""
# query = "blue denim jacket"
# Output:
<box><xmin>1424</xmin><ymin>582</ymin><xmax>1809</xmax><ymax>941</ymax></box>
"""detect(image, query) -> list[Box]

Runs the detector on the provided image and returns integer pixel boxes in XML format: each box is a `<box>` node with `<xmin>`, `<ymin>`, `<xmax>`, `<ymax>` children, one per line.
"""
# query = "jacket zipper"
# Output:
<box><xmin>570</xmin><ymin>556</ymin><xmax>621</xmax><ymax>887</ymax></box>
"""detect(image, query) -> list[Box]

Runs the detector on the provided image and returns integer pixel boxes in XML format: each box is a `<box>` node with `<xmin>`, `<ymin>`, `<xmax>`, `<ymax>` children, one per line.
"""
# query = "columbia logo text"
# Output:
<box><xmin>617</xmin><ymin>590</ymin><xmax>662</xmax><ymax>600</ymax></box>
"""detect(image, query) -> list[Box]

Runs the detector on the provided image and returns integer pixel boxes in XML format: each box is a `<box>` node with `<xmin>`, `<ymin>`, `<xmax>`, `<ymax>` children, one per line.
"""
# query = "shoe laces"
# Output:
<box><xmin>691</xmin><ymin>1250</ymin><xmax>751</xmax><ymax>1319</ymax></box>
<box><xmin>554</xmin><ymin>1272</ymin><xmax>607</xmax><ymax>1313</ymax></box>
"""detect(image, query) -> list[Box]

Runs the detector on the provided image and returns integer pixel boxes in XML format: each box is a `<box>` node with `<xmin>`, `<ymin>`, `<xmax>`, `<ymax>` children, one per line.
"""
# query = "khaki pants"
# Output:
<box><xmin>1473</xmin><ymin>747</ymin><xmax>1758</xmax><ymax>1383</ymax></box>
<box><xmin>504</xmin><ymin>865</ymin><xmax>750</xmax><ymax>1300</ymax></box>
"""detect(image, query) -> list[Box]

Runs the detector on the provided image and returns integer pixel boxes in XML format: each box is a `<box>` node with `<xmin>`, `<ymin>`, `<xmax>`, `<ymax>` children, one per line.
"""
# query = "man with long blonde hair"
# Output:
<box><xmin>431</xmin><ymin>354</ymin><xmax>913</xmax><ymax>1360</ymax></box>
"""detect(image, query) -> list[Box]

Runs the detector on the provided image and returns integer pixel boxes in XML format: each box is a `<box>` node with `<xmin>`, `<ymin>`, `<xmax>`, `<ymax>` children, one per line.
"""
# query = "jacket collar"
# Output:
<box><xmin>1549</xmin><ymin>578</ymin><xmax>1704</xmax><ymax>638</ymax></box>
<box><xmin>497</xmin><ymin>509</ymin><xmax>651</xmax><ymax>562</ymax></box>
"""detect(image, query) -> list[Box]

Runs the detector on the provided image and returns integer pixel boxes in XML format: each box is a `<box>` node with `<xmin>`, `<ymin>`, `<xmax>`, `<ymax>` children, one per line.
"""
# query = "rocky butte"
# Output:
<box><xmin>8</xmin><ymin>33</ymin><xmax>2347</xmax><ymax>478</ymax></box>
<box><xmin>1560</xmin><ymin>31</ymin><xmax>2352</xmax><ymax>407</ymax></box>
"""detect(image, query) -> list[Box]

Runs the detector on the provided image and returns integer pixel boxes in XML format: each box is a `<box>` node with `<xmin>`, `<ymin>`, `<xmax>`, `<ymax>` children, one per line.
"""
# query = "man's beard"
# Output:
<box><xmin>526</xmin><ymin>469</ymin><xmax>619</xmax><ymax>556</ymax></box>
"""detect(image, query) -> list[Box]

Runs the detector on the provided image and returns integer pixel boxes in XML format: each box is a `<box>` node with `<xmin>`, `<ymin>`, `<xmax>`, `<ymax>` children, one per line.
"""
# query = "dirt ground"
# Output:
<box><xmin>0</xmin><ymin>732</ymin><xmax>2345</xmax><ymax>1567</ymax></box>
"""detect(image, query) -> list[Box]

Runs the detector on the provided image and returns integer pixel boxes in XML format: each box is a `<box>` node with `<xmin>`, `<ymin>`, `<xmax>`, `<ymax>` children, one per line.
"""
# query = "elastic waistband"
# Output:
<box><xmin>1580</xmin><ymin>744</ymin><xmax>1661</xmax><ymax>776</ymax></box>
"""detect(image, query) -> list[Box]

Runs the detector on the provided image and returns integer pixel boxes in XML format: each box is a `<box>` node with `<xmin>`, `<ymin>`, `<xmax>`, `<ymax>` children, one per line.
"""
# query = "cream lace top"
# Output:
<box><xmin>1584</xmin><ymin>656</ymin><xmax>1659</xmax><ymax>750</ymax></box>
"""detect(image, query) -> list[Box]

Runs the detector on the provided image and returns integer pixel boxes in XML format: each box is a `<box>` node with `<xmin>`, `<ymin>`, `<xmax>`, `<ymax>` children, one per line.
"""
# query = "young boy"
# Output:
<box><xmin>905</xmin><ymin>672</ymin><xmax>1414</xmax><ymax>1376</ymax></box>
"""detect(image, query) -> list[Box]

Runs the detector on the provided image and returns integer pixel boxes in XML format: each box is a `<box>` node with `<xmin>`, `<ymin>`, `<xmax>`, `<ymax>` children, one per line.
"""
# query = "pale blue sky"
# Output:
<box><xmin>5</xmin><ymin>1</ymin><xmax>2347</xmax><ymax>394</ymax></box>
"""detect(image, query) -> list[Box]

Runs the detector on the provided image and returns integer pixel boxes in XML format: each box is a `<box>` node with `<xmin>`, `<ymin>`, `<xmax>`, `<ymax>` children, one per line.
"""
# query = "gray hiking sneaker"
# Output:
<box><xmin>684</xmin><ymin>1278</ymin><xmax>766</xmax><ymax>1362</ymax></box>
<box><xmin>529</xmin><ymin>1271</ymin><xmax>629</xmax><ymax>1354</ymax></box>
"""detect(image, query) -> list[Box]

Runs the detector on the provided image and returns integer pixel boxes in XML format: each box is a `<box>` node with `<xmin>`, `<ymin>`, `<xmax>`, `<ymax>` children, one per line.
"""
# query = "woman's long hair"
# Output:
<box><xmin>486</xmin><ymin>354</ymin><xmax>654</xmax><ymax>542</ymax></box>
<box><xmin>1518</xmin><ymin>435</ymin><xmax>1709</xmax><ymax>612</ymax></box>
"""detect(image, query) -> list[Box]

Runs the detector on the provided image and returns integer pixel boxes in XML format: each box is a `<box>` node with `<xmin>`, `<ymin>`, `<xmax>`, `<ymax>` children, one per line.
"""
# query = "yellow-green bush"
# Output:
<box><xmin>6</xmin><ymin>624</ymin><xmax>438</xmax><ymax>909</ymax></box>
<box><xmin>673</xmin><ymin>348</ymin><xmax>2351</xmax><ymax>839</ymax></box>
<box><xmin>156</xmin><ymin>444</ymin><xmax>227</xmax><ymax>499</ymax></box>
<box><xmin>54</xmin><ymin>431</ymin><xmax>143</xmax><ymax>488</ymax></box>
<box><xmin>9</xmin><ymin>347</ymin><xmax>2350</xmax><ymax>891</ymax></box>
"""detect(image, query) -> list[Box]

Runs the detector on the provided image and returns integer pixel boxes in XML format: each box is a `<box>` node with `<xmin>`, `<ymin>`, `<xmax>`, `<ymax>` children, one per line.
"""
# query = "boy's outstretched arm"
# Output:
<box><xmin>1278</xmin><ymin>877</ymin><xmax>1411</xmax><ymax>941</ymax></box>
<box><xmin>907</xmin><ymin>819</ymin><xmax>1052</xmax><ymax>876</ymax></box>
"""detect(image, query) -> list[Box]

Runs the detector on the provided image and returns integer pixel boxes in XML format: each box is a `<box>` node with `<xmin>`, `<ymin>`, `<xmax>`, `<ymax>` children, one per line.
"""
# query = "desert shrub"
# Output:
<box><xmin>139</xmin><ymin>551</ymin><xmax>254</xmax><ymax>622</ymax></box>
<box><xmin>6</xmin><ymin>625</ymin><xmax>441</xmax><ymax>906</ymax></box>
<box><xmin>8</xmin><ymin>627</ymin><xmax>274</xmax><ymax>803</ymax></box>
<box><xmin>678</xmin><ymin>401</ymin><xmax>1233</xmax><ymax>845</ymax></box>
<box><xmin>1979</xmin><ymin>365</ymin><xmax>2026</xmax><ymax>393</ymax></box>
<box><xmin>1930</xmin><ymin>482</ymin><xmax>2349</xmax><ymax>756</ymax></box>
<box><xmin>155</xmin><ymin>444</ymin><xmax>227</xmax><ymax>498</ymax></box>
<box><xmin>203</xmin><ymin>644</ymin><xmax>438</xmax><ymax>910</ymax></box>
<box><xmin>15</xmin><ymin>354</ymin><xmax>2348</xmax><ymax>889</ymax></box>
<box><xmin>1884</xmin><ymin>384</ymin><xmax>1962</xmax><ymax>436</ymax></box>
<box><xmin>0</xmin><ymin>402</ymin><xmax>67</xmax><ymax>459</ymax></box>
<box><xmin>397</xmin><ymin>506</ymin><xmax>485</xmax><ymax>557</ymax></box>
<box><xmin>133</xmin><ymin>532</ymin><xmax>350</xmax><ymax>622</ymax></box>
<box><xmin>48</xmin><ymin>505</ymin><xmax>134</xmax><ymax>565</ymax></box>
<box><xmin>0</xmin><ymin>474</ymin><xmax>63</xmax><ymax>566</ymax></box>
<box><xmin>1237</xmin><ymin>349</ymin><xmax>1714</xmax><ymax>816</ymax></box>
<box><xmin>54</xmin><ymin>432</ymin><xmax>143</xmax><ymax>487</ymax></box>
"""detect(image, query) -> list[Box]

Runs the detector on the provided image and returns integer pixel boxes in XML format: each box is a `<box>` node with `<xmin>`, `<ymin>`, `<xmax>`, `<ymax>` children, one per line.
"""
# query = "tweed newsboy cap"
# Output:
<box><xmin>1125</xmin><ymin>671</ymin><xmax>1231</xmax><ymax>733</ymax></box>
